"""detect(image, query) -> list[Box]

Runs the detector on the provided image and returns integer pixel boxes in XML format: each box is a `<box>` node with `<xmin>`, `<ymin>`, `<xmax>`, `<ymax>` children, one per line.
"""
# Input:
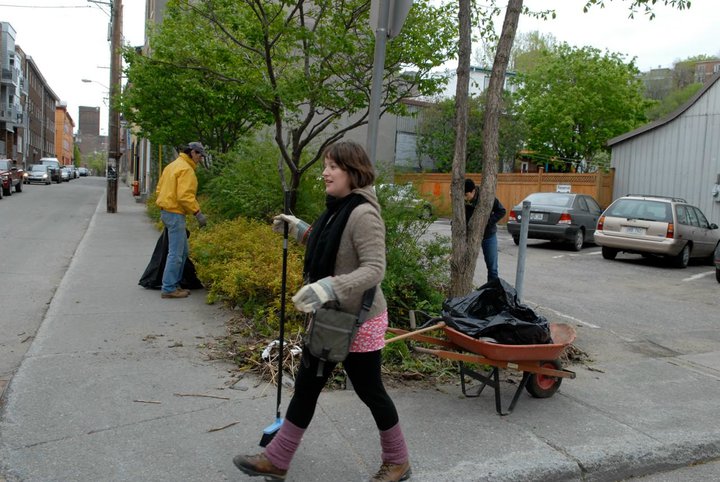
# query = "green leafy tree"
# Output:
<box><xmin>123</xmin><ymin>0</ymin><xmax>457</xmax><ymax>210</ymax></box>
<box><xmin>448</xmin><ymin>0</ymin><xmax>691</xmax><ymax>296</ymax></box>
<box><xmin>672</xmin><ymin>54</ymin><xmax>715</xmax><ymax>89</ymax></box>
<box><xmin>645</xmin><ymin>82</ymin><xmax>703</xmax><ymax>121</ymax></box>
<box><xmin>417</xmin><ymin>92</ymin><xmax>525</xmax><ymax>173</ymax></box>
<box><xmin>73</xmin><ymin>144</ymin><xmax>81</xmax><ymax>167</ymax></box>
<box><xmin>514</xmin><ymin>43</ymin><xmax>648</xmax><ymax>170</ymax></box>
<box><xmin>121</xmin><ymin>7</ymin><xmax>270</xmax><ymax>156</ymax></box>
<box><xmin>84</xmin><ymin>151</ymin><xmax>106</xmax><ymax>176</ymax></box>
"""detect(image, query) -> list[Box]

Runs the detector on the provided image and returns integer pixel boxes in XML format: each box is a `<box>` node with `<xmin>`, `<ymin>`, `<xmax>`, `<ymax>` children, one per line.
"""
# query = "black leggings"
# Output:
<box><xmin>285</xmin><ymin>348</ymin><xmax>399</xmax><ymax>431</ymax></box>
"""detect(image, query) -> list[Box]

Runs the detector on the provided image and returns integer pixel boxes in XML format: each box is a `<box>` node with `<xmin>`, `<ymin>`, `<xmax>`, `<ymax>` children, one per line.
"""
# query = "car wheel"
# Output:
<box><xmin>570</xmin><ymin>229</ymin><xmax>584</xmax><ymax>251</ymax></box>
<box><xmin>716</xmin><ymin>267</ymin><xmax>720</xmax><ymax>283</ymax></box>
<box><xmin>671</xmin><ymin>244</ymin><xmax>691</xmax><ymax>268</ymax></box>
<box><xmin>512</xmin><ymin>236</ymin><xmax>519</xmax><ymax>246</ymax></box>
<box><xmin>601</xmin><ymin>246</ymin><xmax>618</xmax><ymax>260</ymax></box>
<box><xmin>526</xmin><ymin>360</ymin><xmax>563</xmax><ymax>398</ymax></box>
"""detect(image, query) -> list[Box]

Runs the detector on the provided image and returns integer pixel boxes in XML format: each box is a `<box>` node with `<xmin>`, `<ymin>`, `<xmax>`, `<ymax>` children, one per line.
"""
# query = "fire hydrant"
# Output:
<box><xmin>132</xmin><ymin>180</ymin><xmax>140</xmax><ymax>196</ymax></box>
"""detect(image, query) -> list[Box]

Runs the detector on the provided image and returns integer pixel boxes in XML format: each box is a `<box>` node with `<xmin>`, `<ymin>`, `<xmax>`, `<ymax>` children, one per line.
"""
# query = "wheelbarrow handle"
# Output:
<box><xmin>385</xmin><ymin>322</ymin><xmax>446</xmax><ymax>344</ymax></box>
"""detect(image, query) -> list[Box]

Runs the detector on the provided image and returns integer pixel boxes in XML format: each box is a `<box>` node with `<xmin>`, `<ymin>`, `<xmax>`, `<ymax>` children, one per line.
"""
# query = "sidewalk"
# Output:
<box><xmin>2</xmin><ymin>186</ymin><xmax>720</xmax><ymax>481</ymax></box>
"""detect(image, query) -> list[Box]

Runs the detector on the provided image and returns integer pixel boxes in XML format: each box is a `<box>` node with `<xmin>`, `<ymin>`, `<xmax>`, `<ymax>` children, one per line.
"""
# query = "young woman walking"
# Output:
<box><xmin>233</xmin><ymin>141</ymin><xmax>411</xmax><ymax>482</ymax></box>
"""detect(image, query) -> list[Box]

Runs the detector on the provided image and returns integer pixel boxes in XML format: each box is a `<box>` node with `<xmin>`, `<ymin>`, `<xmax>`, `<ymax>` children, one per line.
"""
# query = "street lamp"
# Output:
<box><xmin>82</xmin><ymin>79</ymin><xmax>110</xmax><ymax>106</ymax></box>
<box><xmin>81</xmin><ymin>78</ymin><xmax>109</xmax><ymax>89</ymax></box>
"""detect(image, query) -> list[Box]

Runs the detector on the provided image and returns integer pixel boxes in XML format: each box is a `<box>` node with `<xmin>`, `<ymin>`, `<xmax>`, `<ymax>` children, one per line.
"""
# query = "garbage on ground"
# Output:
<box><xmin>442</xmin><ymin>278</ymin><xmax>552</xmax><ymax>345</ymax></box>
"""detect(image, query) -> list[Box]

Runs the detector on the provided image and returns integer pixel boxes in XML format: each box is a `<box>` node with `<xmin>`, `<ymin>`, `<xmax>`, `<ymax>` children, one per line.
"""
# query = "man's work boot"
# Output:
<box><xmin>370</xmin><ymin>461</ymin><xmax>412</xmax><ymax>481</ymax></box>
<box><xmin>161</xmin><ymin>289</ymin><xmax>189</xmax><ymax>299</ymax></box>
<box><xmin>233</xmin><ymin>453</ymin><xmax>287</xmax><ymax>481</ymax></box>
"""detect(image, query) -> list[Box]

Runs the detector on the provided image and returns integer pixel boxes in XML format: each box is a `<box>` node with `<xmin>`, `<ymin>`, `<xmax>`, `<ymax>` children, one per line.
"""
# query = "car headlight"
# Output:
<box><xmin>42</xmin><ymin>174</ymin><xmax>48</xmax><ymax>179</ymax></box>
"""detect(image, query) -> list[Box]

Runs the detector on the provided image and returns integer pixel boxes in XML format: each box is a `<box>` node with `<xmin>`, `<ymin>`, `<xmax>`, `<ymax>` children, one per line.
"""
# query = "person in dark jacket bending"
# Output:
<box><xmin>464</xmin><ymin>179</ymin><xmax>506</xmax><ymax>283</ymax></box>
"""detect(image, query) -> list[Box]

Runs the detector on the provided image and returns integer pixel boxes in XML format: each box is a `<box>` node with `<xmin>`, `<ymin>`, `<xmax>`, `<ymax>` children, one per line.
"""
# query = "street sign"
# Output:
<box><xmin>370</xmin><ymin>0</ymin><xmax>414</xmax><ymax>39</ymax></box>
<box><xmin>366</xmin><ymin>0</ymin><xmax>414</xmax><ymax>166</ymax></box>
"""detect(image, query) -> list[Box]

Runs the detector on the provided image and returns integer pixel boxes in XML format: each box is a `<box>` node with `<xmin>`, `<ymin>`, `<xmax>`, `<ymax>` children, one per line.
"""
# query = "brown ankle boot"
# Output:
<box><xmin>370</xmin><ymin>461</ymin><xmax>411</xmax><ymax>481</ymax></box>
<box><xmin>233</xmin><ymin>453</ymin><xmax>287</xmax><ymax>480</ymax></box>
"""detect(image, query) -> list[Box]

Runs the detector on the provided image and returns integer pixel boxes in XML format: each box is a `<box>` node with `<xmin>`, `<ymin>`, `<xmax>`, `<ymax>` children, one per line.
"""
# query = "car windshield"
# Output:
<box><xmin>31</xmin><ymin>165</ymin><xmax>46</xmax><ymax>172</ymax></box>
<box><xmin>525</xmin><ymin>193</ymin><xmax>574</xmax><ymax>208</ymax></box>
<box><xmin>0</xmin><ymin>160</ymin><xmax>10</xmax><ymax>169</ymax></box>
<box><xmin>605</xmin><ymin>199</ymin><xmax>672</xmax><ymax>222</ymax></box>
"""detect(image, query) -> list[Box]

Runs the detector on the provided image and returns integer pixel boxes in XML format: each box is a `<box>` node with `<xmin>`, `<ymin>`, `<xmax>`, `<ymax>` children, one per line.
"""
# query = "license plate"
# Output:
<box><xmin>623</xmin><ymin>226</ymin><xmax>646</xmax><ymax>235</ymax></box>
<box><xmin>530</xmin><ymin>213</ymin><xmax>544</xmax><ymax>221</ymax></box>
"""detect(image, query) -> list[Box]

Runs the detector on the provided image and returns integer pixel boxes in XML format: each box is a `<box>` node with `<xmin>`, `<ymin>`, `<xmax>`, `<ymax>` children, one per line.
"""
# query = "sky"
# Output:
<box><xmin>1</xmin><ymin>0</ymin><xmax>717</xmax><ymax>135</ymax></box>
<box><xmin>1</xmin><ymin>0</ymin><xmax>147</xmax><ymax>135</ymax></box>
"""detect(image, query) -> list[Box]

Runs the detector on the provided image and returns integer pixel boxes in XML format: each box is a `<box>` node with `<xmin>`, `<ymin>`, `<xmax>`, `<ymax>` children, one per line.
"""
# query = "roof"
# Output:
<box><xmin>607</xmin><ymin>71</ymin><xmax>720</xmax><ymax>147</ymax></box>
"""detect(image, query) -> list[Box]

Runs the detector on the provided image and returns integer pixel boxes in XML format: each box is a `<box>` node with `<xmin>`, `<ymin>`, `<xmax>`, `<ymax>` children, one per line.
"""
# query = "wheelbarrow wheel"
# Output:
<box><xmin>526</xmin><ymin>360</ymin><xmax>563</xmax><ymax>398</ymax></box>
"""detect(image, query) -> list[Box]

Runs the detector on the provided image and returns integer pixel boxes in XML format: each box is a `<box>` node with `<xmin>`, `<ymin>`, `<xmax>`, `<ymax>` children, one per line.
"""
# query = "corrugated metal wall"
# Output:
<box><xmin>611</xmin><ymin>81</ymin><xmax>720</xmax><ymax>224</ymax></box>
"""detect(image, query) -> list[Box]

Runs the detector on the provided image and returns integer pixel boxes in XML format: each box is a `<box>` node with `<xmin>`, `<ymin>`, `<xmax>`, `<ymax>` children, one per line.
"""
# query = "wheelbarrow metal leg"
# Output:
<box><xmin>458</xmin><ymin>363</ymin><xmax>532</xmax><ymax>416</ymax></box>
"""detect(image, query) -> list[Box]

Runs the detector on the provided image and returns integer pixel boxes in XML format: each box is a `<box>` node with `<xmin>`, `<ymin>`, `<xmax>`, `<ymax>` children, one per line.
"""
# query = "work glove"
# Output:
<box><xmin>195</xmin><ymin>211</ymin><xmax>207</xmax><ymax>228</ymax></box>
<box><xmin>272</xmin><ymin>214</ymin><xmax>310</xmax><ymax>243</ymax></box>
<box><xmin>292</xmin><ymin>277</ymin><xmax>336</xmax><ymax>313</ymax></box>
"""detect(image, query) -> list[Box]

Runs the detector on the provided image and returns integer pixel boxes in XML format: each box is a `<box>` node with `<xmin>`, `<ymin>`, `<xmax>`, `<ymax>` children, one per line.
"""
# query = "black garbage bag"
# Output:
<box><xmin>442</xmin><ymin>278</ymin><xmax>552</xmax><ymax>345</ymax></box>
<box><xmin>139</xmin><ymin>228</ymin><xmax>203</xmax><ymax>290</ymax></box>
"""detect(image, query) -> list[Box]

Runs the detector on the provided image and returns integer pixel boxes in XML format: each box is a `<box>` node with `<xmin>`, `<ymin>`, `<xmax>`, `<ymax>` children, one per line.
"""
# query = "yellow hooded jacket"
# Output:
<box><xmin>155</xmin><ymin>152</ymin><xmax>201</xmax><ymax>215</ymax></box>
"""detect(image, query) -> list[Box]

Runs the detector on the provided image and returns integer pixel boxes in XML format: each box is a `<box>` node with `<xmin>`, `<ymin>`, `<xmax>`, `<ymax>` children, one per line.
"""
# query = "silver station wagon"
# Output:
<box><xmin>594</xmin><ymin>195</ymin><xmax>720</xmax><ymax>268</ymax></box>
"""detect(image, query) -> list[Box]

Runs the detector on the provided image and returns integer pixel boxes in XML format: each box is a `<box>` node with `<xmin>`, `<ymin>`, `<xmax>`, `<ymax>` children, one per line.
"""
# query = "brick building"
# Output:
<box><xmin>55</xmin><ymin>102</ymin><xmax>75</xmax><ymax>165</ymax></box>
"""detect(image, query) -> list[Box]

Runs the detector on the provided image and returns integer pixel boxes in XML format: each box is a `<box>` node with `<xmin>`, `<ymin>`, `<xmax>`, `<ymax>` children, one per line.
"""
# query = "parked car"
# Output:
<box><xmin>506</xmin><ymin>192</ymin><xmax>603</xmax><ymax>251</ymax></box>
<box><xmin>26</xmin><ymin>164</ymin><xmax>52</xmax><ymax>185</ymax></box>
<box><xmin>40</xmin><ymin>158</ymin><xmax>62</xmax><ymax>183</ymax></box>
<box><xmin>377</xmin><ymin>183</ymin><xmax>433</xmax><ymax>219</ymax></box>
<box><xmin>60</xmin><ymin>166</ymin><xmax>73</xmax><ymax>182</ymax></box>
<box><xmin>715</xmin><ymin>242</ymin><xmax>720</xmax><ymax>283</ymax></box>
<box><xmin>0</xmin><ymin>159</ymin><xmax>24</xmax><ymax>196</ymax></box>
<box><xmin>78</xmin><ymin>167</ymin><xmax>89</xmax><ymax>177</ymax></box>
<box><xmin>594</xmin><ymin>194</ymin><xmax>720</xmax><ymax>268</ymax></box>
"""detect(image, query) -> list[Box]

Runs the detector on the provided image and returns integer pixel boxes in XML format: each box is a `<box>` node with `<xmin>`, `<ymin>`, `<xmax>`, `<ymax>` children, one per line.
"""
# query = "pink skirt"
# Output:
<box><xmin>350</xmin><ymin>310</ymin><xmax>388</xmax><ymax>352</ymax></box>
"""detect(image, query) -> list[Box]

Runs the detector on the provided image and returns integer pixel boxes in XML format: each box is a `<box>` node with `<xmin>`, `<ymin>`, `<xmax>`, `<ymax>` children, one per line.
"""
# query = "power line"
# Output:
<box><xmin>0</xmin><ymin>4</ymin><xmax>90</xmax><ymax>8</ymax></box>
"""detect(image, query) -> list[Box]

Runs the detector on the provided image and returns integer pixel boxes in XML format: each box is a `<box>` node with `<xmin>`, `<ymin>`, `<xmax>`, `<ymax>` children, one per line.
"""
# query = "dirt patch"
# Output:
<box><xmin>206</xmin><ymin>314</ymin><xmax>595</xmax><ymax>391</ymax></box>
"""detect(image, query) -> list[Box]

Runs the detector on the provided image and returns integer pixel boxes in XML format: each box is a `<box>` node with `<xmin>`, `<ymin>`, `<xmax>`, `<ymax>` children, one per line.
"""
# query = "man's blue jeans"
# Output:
<box><xmin>160</xmin><ymin>210</ymin><xmax>188</xmax><ymax>293</ymax></box>
<box><xmin>481</xmin><ymin>233</ymin><xmax>499</xmax><ymax>282</ymax></box>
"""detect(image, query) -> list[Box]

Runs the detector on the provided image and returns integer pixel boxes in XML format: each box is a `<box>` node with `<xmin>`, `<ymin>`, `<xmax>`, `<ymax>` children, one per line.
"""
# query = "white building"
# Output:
<box><xmin>607</xmin><ymin>72</ymin><xmax>720</xmax><ymax>223</ymax></box>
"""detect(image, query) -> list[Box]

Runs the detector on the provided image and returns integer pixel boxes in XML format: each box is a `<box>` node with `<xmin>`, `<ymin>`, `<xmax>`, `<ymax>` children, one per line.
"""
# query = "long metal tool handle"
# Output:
<box><xmin>276</xmin><ymin>190</ymin><xmax>290</xmax><ymax>419</ymax></box>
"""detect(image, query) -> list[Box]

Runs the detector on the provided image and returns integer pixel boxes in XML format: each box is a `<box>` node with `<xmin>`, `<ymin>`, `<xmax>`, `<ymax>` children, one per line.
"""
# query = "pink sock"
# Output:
<box><xmin>379</xmin><ymin>423</ymin><xmax>409</xmax><ymax>465</ymax></box>
<box><xmin>264</xmin><ymin>419</ymin><xmax>305</xmax><ymax>470</ymax></box>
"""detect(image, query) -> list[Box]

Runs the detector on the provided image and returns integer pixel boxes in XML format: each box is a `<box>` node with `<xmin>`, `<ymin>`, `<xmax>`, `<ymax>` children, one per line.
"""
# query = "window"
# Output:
<box><xmin>585</xmin><ymin>197</ymin><xmax>602</xmax><ymax>214</ymax></box>
<box><xmin>577</xmin><ymin>196</ymin><xmax>589</xmax><ymax>212</ymax></box>
<box><xmin>685</xmin><ymin>205</ymin><xmax>700</xmax><ymax>227</ymax></box>
<box><xmin>675</xmin><ymin>205</ymin><xmax>688</xmax><ymax>225</ymax></box>
<box><xmin>692</xmin><ymin>207</ymin><xmax>709</xmax><ymax>228</ymax></box>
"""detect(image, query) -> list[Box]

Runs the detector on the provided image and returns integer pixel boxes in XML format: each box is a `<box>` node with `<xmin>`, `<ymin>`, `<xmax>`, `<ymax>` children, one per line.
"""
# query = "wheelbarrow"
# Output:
<box><xmin>386</xmin><ymin>317</ymin><xmax>576</xmax><ymax>416</ymax></box>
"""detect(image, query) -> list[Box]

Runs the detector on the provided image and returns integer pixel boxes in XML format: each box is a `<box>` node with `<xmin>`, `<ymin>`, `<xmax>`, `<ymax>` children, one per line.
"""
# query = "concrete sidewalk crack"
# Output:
<box><xmin>6</xmin><ymin>400</ymin><xmax>234</xmax><ymax>451</ymax></box>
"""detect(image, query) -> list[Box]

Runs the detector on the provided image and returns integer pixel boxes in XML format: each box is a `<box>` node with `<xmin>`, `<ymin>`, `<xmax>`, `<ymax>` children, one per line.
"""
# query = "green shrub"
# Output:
<box><xmin>189</xmin><ymin>217</ymin><xmax>307</xmax><ymax>334</ymax></box>
<box><xmin>200</xmin><ymin>143</ymin><xmax>284</xmax><ymax>221</ymax></box>
<box><xmin>378</xmin><ymin>185</ymin><xmax>451</xmax><ymax>328</ymax></box>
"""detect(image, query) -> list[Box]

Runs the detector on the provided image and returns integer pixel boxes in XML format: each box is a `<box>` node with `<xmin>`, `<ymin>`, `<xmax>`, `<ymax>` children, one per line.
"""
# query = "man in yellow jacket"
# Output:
<box><xmin>155</xmin><ymin>142</ymin><xmax>207</xmax><ymax>299</ymax></box>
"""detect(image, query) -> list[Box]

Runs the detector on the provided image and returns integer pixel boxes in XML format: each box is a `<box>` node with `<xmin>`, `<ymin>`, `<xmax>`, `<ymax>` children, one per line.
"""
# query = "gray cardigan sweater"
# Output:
<box><xmin>327</xmin><ymin>184</ymin><xmax>387</xmax><ymax>318</ymax></box>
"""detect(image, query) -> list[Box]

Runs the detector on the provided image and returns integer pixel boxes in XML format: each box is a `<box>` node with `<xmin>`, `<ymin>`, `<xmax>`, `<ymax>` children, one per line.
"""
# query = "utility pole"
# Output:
<box><xmin>107</xmin><ymin>0</ymin><xmax>123</xmax><ymax>212</ymax></box>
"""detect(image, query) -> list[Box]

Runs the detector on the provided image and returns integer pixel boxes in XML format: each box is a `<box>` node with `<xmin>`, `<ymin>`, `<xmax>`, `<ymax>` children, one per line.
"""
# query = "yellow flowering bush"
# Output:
<box><xmin>189</xmin><ymin>217</ymin><xmax>306</xmax><ymax>334</ymax></box>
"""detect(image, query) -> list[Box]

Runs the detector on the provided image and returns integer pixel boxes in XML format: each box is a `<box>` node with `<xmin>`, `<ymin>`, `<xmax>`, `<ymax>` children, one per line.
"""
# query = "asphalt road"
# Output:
<box><xmin>0</xmin><ymin>175</ymin><xmax>105</xmax><ymax>392</ymax></box>
<box><xmin>428</xmin><ymin>219</ymin><xmax>719</xmax><ymax>366</ymax></box>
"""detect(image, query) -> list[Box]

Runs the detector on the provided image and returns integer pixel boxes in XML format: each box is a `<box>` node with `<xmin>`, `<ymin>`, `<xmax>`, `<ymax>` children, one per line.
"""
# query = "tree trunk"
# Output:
<box><xmin>449</xmin><ymin>0</ymin><xmax>523</xmax><ymax>297</ymax></box>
